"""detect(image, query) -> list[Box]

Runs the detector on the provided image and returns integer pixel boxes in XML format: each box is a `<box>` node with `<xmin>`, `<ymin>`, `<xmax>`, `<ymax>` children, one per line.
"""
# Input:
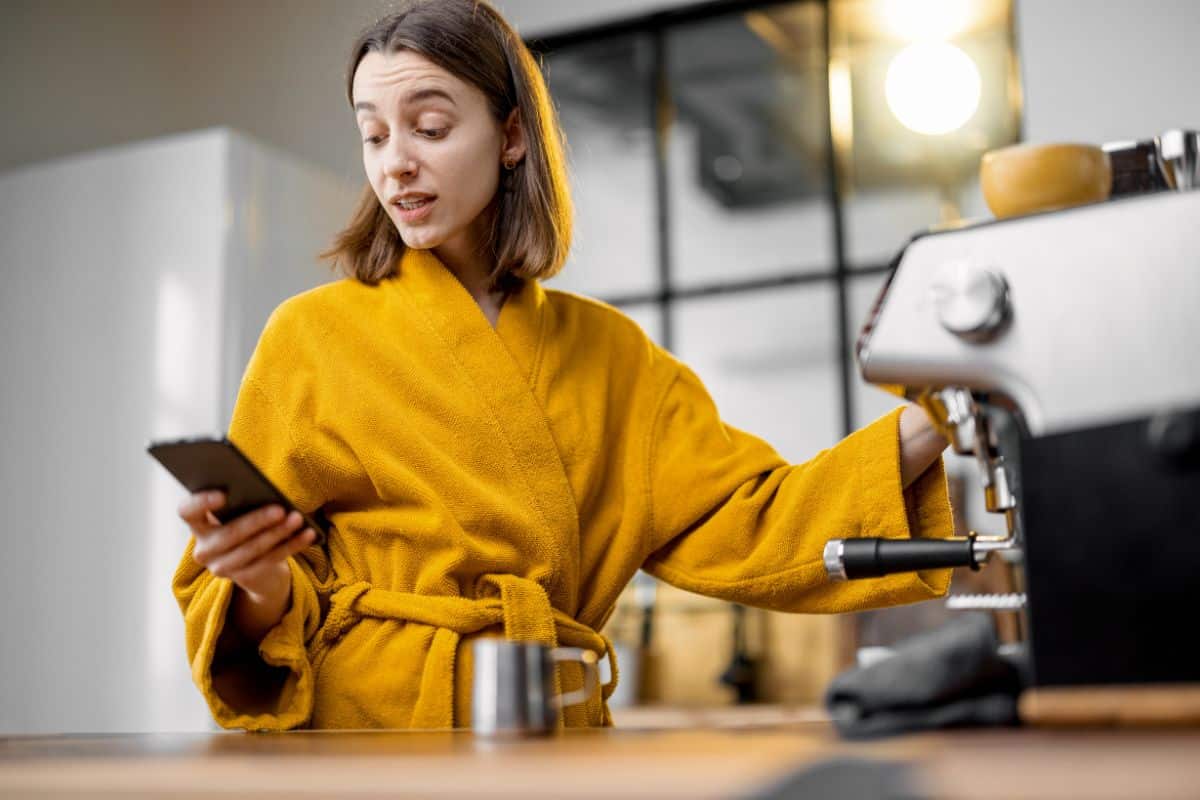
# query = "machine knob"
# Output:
<box><xmin>931</xmin><ymin>261</ymin><xmax>1010</xmax><ymax>341</ymax></box>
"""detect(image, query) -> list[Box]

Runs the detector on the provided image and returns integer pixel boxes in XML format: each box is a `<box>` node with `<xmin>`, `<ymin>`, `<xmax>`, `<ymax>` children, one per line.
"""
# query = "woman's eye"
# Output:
<box><xmin>416</xmin><ymin>128</ymin><xmax>448</xmax><ymax>140</ymax></box>
<box><xmin>363</xmin><ymin>134</ymin><xmax>385</xmax><ymax>145</ymax></box>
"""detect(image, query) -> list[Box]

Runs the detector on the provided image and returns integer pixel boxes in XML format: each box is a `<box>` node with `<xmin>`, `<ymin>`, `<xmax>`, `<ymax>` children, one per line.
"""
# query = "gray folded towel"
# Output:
<box><xmin>825</xmin><ymin>612</ymin><xmax>1027</xmax><ymax>740</ymax></box>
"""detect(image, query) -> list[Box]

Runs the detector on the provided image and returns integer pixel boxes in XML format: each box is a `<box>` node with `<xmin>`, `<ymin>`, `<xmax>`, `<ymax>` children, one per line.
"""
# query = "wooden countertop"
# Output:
<box><xmin>3</xmin><ymin>708</ymin><xmax>1198</xmax><ymax>799</ymax></box>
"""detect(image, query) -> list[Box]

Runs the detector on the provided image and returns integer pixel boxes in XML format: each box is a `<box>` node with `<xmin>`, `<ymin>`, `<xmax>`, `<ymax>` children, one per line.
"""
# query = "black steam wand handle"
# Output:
<box><xmin>823</xmin><ymin>534</ymin><xmax>980</xmax><ymax>581</ymax></box>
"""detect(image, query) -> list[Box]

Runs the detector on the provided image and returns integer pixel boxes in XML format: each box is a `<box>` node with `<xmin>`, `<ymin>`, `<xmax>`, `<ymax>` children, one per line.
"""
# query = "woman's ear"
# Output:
<box><xmin>501</xmin><ymin>108</ymin><xmax>527</xmax><ymax>167</ymax></box>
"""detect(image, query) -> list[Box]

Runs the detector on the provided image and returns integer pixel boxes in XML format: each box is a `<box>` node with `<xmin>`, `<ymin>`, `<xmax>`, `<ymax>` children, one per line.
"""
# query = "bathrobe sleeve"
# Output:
<box><xmin>171</xmin><ymin>305</ymin><xmax>336</xmax><ymax>731</ymax></box>
<box><xmin>641</xmin><ymin>361</ymin><xmax>955</xmax><ymax>614</ymax></box>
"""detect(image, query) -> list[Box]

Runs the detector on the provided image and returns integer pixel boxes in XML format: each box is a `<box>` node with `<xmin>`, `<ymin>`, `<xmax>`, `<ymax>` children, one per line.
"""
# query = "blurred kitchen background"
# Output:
<box><xmin>1</xmin><ymin>0</ymin><xmax>1197</xmax><ymax>734</ymax></box>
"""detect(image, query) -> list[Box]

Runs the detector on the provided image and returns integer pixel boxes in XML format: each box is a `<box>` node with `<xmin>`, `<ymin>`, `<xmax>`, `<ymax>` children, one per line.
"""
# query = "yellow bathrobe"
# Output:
<box><xmin>173</xmin><ymin>247</ymin><xmax>954</xmax><ymax>731</ymax></box>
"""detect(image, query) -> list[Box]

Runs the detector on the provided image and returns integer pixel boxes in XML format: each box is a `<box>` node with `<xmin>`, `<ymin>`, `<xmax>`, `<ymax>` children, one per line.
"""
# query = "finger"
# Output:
<box><xmin>231</xmin><ymin>528</ymin><xmax>315</xmax><ymax>582</ymax></box>
<box><xmin>192</xmin><ymin>504</ymin><xmax>286</xmax><ymax>565</ymax></box>
<box><xmin>206</xmin><ymin>512</ymin><xmax>304</xmax><ymax>575</ymax></box>
<box><xmin>178</xmin><ymin>491</ymin><xmax>226</xmax><ymax>527</ymax></box>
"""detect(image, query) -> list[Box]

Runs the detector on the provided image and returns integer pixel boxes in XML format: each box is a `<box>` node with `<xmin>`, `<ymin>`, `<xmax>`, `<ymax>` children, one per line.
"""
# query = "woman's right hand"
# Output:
<box><xmin>178</xmin><ymin>490</ymin><xmax>316</xmax><ymax>601</ymax></box>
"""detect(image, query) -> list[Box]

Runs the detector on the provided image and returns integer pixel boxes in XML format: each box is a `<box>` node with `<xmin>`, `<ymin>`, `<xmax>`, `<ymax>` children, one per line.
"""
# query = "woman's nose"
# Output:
<box><xmin>383</xmin><ymin>144</ymin><xmax>419</xmax><ymax>180</ymax></box>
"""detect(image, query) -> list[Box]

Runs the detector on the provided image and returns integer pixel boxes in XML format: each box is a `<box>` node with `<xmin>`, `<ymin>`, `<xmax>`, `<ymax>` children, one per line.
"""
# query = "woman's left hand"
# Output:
<box><xmin>898</xmin><ymin>403</ymin><xmax>950</xmax><ymax>489</ymax></box>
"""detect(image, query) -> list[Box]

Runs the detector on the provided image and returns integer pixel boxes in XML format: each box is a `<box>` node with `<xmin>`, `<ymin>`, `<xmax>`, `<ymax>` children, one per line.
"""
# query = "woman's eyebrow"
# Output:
<box><xmin>354</xmin><ymin>88</ymin><xmax>457</xmax><ymax>115</ymax></box>
<box><xmin>404</xmin><ymin>87</ymin><xmax>457</xmax><ymax>107</ymax></box>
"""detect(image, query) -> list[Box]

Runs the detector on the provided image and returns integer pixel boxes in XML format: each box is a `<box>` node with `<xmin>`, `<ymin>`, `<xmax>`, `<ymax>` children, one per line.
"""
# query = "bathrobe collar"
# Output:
<box><xmin>388</xmin><ymin>247</ymin><xmax>579</xmax><ymax>604</ymax></box>
<box><xmin>495</xmin><ymin>269</ymin><xmax>549</xmax><ymax>385</ymax></box>
<box><xmin>393</xmin><ymin>248</ymin><xmax>548</xmax><ymax>378</ymax></box>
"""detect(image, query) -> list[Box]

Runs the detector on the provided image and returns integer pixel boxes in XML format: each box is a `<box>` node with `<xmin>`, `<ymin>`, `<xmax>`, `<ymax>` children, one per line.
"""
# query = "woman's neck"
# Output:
<box><xmin>433</xmin><ymin>209</ymin><xmax>495</xmax><ymax>291</ymax></box>
<box><xmin>435</xmin><ymin>243</ymin><xmax>498</xmax><ymax>301</ymax></box>
<box><xmin>433</xmin><ymin>234</ymin><xmax>508</xmax><ymax>327</ymax></box>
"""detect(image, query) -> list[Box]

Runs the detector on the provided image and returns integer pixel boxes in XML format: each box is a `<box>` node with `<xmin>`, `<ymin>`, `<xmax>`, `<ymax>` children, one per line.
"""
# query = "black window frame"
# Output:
<box><xmin>530</xmin><ymin>0</ymin><xmax>895</xmax><ymax>440</ymax></box>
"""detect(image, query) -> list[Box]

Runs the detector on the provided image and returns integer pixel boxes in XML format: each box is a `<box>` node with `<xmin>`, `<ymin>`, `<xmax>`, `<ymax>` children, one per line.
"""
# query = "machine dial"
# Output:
<box><xmin>931</xmin><ymin>260</ymin><xmax>1011</xmax><ymax>341</ymax></box>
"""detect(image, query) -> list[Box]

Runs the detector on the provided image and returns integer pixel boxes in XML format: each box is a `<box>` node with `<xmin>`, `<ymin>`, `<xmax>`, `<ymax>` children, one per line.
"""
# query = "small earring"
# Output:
<box><xmin>503</xmin><ymin>158</ymin><xmax>516</xmax><ymax>171</ymax></box>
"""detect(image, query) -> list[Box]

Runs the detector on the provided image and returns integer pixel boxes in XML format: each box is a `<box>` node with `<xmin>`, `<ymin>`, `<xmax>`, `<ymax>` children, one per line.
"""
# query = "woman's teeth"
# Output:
<box><xmin>396</xmin><ymin>198</ymin><xmax>432</xmax><ymax>210</ymax></box>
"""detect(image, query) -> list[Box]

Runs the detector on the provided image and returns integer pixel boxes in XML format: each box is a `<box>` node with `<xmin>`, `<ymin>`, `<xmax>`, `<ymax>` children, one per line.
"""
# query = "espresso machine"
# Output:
<box><xmin>823</xmin><ymin>130</ymin><xmax>1200</xmax><ymax>709</ymax></box>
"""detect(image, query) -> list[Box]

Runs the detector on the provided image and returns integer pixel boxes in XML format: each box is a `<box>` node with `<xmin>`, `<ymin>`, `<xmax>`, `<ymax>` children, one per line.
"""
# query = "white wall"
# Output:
<box><xmin>1016</xmin><ymin>0</ymin><xmax>1200</xmax><ymax>144</ymax></box>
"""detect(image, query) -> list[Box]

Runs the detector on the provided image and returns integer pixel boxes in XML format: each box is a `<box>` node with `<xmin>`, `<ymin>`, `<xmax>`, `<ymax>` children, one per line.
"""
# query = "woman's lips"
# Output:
<box><xmin>394</xmin><ymin>197</ymin><xmax>436</xmax><ymax>223</ymax></box>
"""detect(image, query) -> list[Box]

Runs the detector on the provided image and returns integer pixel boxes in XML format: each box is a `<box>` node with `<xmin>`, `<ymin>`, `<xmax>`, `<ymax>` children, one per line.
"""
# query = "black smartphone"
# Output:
<box><xmin>147</xmin><ymin>435</ymin><xmax>328</xmax><ymax>546</ymax></box>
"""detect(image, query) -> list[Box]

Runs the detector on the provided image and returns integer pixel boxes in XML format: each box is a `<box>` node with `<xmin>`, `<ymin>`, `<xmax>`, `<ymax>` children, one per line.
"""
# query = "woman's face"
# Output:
<box><xmin>352</xmin><ymin>49</ymin><xmax>523</xmax><ymax>260</ymax></box>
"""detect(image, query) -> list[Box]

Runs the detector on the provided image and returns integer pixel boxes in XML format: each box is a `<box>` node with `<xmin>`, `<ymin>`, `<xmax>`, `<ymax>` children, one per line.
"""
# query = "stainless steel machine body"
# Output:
<box><xmin>858</xmin><ymin>189</ymin><xmax>1200</xmax><ymax>437</ymax></box>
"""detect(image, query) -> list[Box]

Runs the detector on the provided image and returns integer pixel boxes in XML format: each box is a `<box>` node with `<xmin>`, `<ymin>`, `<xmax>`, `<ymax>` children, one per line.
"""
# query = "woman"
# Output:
<box><xmin>174</xmin><ymin>0</ymin><xmax>953</xmax><ymax>732</ymax></box>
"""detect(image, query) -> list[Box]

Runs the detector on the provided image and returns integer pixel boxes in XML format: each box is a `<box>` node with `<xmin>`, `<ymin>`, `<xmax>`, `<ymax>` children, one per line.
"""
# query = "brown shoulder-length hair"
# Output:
<box><xmin>321</xmin><ymin>0</ymin><xmax>573</xmax><ymax>287</ymax></box>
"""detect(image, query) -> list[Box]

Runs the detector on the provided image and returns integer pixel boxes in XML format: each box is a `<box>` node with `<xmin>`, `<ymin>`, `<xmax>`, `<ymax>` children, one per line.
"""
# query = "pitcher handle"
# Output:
<box><xmin>550</xmin><ymin>647</ymin><xmax>599</xmax><ymax>709</ymax></box>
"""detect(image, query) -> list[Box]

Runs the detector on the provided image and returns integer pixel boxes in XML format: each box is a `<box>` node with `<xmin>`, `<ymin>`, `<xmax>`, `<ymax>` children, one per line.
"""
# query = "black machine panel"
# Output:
<box><xmin>1019</xmin><ymin>407</ymin><xmax>1200</xmax><ymax>687</ymax></box>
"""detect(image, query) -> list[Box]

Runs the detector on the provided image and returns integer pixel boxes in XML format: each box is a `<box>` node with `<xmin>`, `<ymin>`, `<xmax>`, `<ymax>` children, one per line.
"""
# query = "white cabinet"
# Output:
<box><xmin>0</xmin><ymin>128</ymin><xmax>356</xmax><ymax>733</ymax></box>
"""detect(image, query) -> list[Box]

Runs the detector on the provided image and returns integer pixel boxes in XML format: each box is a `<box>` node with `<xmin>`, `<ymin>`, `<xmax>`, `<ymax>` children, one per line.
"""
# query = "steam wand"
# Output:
<box><xmin>824</xmin><ymin>388</ymin><xmax>1019</xmax><ymax>582</ymax></box>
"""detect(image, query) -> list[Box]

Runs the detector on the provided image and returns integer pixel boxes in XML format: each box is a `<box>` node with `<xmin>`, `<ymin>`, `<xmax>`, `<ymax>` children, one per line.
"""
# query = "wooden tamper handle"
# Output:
<box><xmin>980</xmin><ymin>142</ymin><xmax>1112</xmax><ymax>219</ymax></box>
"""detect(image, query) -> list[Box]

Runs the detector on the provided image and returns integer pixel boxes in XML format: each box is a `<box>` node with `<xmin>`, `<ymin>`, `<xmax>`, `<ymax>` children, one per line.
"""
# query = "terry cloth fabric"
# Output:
<box><xmin>826</xmin><ymin>612</ymin><xmax>1028</xmax><ymax>740</ymax></box>
<box><xmin>173</xmin><ymin>246</ymin><xmax>958</xmax><ymax>731</ymax></box>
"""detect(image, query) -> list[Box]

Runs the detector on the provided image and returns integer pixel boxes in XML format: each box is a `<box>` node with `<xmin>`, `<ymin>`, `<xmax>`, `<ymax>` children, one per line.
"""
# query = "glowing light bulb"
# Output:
<box><xmin>885</xmin><ymin>42</ymin><xmax>981</xmax><ymax>136</ymax></box>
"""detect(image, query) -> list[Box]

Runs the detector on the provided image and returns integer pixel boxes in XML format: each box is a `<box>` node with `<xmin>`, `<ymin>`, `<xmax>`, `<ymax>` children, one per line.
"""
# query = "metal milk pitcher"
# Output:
<box><xmin>471</xmin><ymin>639</ymin><xmax>599</xmax><ymax>736</ymax></box>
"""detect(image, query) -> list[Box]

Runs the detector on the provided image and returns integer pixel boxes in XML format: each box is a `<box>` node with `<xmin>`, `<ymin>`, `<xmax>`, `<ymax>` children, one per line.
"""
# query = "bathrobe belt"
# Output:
<box><xmin>309</xmin><ymin>573</ymin><xmax>618</xmax><ymax>728</ymax></box>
